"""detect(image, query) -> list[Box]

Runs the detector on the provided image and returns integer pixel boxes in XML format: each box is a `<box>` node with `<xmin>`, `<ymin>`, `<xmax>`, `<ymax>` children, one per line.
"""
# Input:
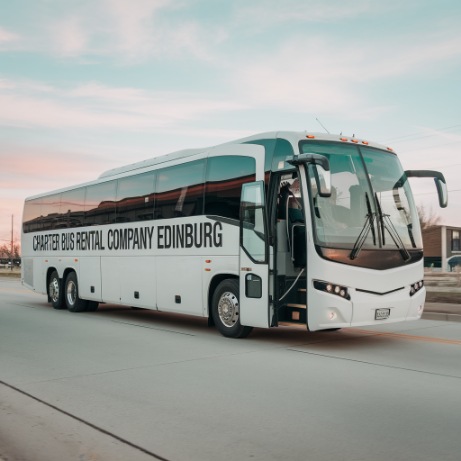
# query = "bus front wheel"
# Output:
<box><xmin>212</xmin><ymin>279</ymin><xmax>252</xmax><ymax>339</ymax></box>
<box><xmin>64</xmin><ymin>272</ymin><xmax>88</xmax><ymax>312</ymax></box>
<box><xmin>48</xmin><ymin>270</ymin><xmax>65</xmax><ymax>310</ymax></box>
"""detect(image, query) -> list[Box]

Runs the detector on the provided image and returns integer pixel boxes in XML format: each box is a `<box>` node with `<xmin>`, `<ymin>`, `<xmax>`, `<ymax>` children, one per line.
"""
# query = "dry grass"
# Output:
<box><xmin>0</xmin><ymin>267</ymin><xmax>21</xmax><ymax>277</ymax></box>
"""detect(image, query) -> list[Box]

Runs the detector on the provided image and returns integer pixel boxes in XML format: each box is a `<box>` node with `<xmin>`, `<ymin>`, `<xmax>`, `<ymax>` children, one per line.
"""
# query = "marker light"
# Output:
<box><xmin>306</xmin><ymin>134</ymin><xmax>316</xmax><ymax>139</ymax></box>
<box><xmin>340</xmin><ymin>137</ymin><xmax>348</xmax><ymax>142</ymax></box>
<box><xmin>409</xmin><ymin>279</ymin><xmax>424</xmax><ymax>297</ymax></box>
<box><xmin>314</xmin><ymin>280</ymin><xmax>350</xmax><ymax>300</ymax></box>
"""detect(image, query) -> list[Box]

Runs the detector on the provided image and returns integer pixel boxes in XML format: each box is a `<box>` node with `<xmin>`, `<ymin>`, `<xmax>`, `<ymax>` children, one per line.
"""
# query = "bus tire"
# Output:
<box><xmin>211</xmin><ymin>279</ymin><xmax>252</xmax><ymax>338</ymax></box>
<box><xmin>64</xmin><ymin>272</ymin><xmax>88</xmax><ymax>313</ymax></box>
<box><xmin>48</xmin><ymin>270</ymin><xmax>65</xmax><ymax>310</ymax></box>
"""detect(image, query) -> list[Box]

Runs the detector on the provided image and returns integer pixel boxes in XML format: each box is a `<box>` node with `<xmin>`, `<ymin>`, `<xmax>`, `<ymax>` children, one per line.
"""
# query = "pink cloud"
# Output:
<box><xmin>0</xmin><ymin>26</ymin><xmax>20</xmax><ymax>44</ymax></box>
<box><xmin>0</xmin><ymin>144</ymin><xmax>111</xmax><ymax>245</ymax></box>
<box><xmin>0</xmin><ymin>80</ymin><xmax>245</xmax><ymax>131</ymax></box>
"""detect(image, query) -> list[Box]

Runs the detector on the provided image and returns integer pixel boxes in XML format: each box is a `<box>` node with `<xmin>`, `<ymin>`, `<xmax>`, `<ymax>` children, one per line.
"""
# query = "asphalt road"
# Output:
<box><xmin>1</xmin><ymin>277</ymin><xmax>461</xmax><ymax>461</ymax></box>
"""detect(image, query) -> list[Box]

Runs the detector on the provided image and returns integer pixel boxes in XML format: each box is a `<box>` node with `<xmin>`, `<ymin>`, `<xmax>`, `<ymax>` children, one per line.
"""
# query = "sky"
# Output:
<box><xmin>1</xmin><ymin>0</ymin><xmax>461</xmax><ymax>248</ymax></box>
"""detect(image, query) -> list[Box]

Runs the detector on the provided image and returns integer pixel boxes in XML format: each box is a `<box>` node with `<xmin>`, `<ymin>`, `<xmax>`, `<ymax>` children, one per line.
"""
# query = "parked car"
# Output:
<box><xmin>447</xmin><ymin>256</ymin><xmax>461</xmax><ymax>271</ymax></box>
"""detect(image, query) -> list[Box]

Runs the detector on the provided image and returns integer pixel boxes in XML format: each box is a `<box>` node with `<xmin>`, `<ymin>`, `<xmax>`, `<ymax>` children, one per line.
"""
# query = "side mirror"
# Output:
<box><xmin>288</xmin><ymin>153</ymin><xmax>331</xmax><ymax>197</ymax></box>
<box><xmin>314</xmin><ymin>164</ymin><xmax>331</xmax><ymax>197</ymax></box>
<box><xmin>434</xmin><ymin>177</ymin><xmax>448</xmax><ymax>208</ymax></box>
<box><xmin>404</xmin><ymin>170</ymin><xmax>448</xmax><ymax>208</ymax></box>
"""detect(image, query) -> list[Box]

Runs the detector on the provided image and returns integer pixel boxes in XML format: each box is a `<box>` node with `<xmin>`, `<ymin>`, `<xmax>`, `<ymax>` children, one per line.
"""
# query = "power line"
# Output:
<box><xmin>398</xmin><ymin>140</ymin><xmax>460</xmax><ymax>154</ymax></box>
<box><xmin>384</xmin><ymin>124</ymin><xmax>461</xmax><ymax>143</ymax></box>
<box><xmin>413</xmin><ymin>189</ymin><xmax>461</xmax><ymax>197</ymax></box>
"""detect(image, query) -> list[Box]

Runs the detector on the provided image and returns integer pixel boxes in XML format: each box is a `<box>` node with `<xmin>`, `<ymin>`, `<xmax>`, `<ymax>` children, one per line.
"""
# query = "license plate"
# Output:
<box><xmin>375</xmin><ymin>308</ymin><xmax>390</xmax><ymax>320</ymax></box>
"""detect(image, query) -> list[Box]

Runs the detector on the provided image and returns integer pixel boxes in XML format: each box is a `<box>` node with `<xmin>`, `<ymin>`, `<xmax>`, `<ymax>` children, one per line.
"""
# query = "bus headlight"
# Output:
<box><xmin>410</xmin><ymin>280</ymin><xmax>424</xmax><ymax>297</ymax></box>
<box><xmin>314</xmin><ymin>280</ymin><xmax>350</xmax><ymax>300</ymax></box>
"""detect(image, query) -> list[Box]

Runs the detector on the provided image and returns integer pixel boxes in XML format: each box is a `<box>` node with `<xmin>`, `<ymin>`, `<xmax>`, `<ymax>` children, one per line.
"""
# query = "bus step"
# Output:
<box><xmin>279</xmin><ymin>322</ymin><xmax>306</xmax><ymax>328</ymax></box>
<box><xmin>286</xmin><ymin>303</ymin><xmax>306</xmax><ymax>309</ymax></box>
<box><xmin>279</xmin><ymin>304</ymin><xmax>307</xmax><ymax>324</ymax></box>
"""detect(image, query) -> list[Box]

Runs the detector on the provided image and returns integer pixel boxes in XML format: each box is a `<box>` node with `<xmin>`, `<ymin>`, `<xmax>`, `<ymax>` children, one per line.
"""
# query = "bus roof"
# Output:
<box><xmin>98</xmin><ymin>131</ymin><xmax>394</xmax><ymax>179</ymax></box>
<box><xmin>25</xmin><ymin>131</ymin><xmax>394</xmax><ymax>200</ymax></box>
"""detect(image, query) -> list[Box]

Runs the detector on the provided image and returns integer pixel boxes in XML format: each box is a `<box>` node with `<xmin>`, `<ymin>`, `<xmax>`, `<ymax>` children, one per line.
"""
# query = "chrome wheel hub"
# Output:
<box><xmin>66</xmin><ymin>280</ymin><xmax>77</xmax><ymax>306</ymax></box>
<box><xmin>218</xmin><ymin>291</ymin><xmax>239</xmax><ymax>327</ymax></box>
<box><xmin>49</xmin><ymin>278</ymin><xmax>59</xmax><ymax>302</ymax></box>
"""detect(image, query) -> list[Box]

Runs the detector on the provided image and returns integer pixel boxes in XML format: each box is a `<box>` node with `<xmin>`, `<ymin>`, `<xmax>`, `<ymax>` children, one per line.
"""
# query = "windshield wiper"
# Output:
<box><xmin>350</xmin><ymin>193</ymin><xmax>376</xmax><ymax>260</ymax></box>
<box><xmin>392</xmin><ymin>188</ymin><xmax>417</xmax><ymax>248</ymax></box>
<box><xmin>375</xmin><ymin>193</ymin><xmax>411</xmax><ymax>261</ymax></box>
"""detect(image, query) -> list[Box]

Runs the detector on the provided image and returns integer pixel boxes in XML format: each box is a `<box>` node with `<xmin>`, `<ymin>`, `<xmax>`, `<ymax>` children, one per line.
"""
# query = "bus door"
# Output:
<box><xmin>239</xmin><ymin>181</ymin><xmax>270</xmax><ymax>328</ymax></box>
<box><xmin>289</xmin><ymin>154</ymin><xmax>332</xmax><ymax>332</ymax></box>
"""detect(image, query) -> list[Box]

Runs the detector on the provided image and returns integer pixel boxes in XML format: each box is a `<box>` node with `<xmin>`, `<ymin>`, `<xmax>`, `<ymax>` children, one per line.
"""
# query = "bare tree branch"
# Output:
<box><xmin>417</xmin><ymin>205</ymin><xmax>441</xmax><ymax>230</ymax></box>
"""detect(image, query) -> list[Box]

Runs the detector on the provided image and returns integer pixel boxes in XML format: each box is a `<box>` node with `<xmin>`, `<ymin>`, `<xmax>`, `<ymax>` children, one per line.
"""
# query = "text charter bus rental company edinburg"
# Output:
<box><xmin>21</xmin><ymin>131</ymin><xmax>448</xmax><ymax>338</ymax></box>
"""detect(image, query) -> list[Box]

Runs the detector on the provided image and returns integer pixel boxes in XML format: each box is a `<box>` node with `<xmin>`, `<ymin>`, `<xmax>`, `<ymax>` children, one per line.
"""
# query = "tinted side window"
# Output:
<box><xmin>85</xmin><ymin>181</ymin><xmax>117</xmax><ymax>225</ymax></box>
<box><xmin>204</xmin><ymin>156</ymin><xmax>256</xmax><ymax>220</ymax></box>
<box><xmin>154</xmin><ymin>161</ymin><xmax>205</xmax><ymax>219</ymax></box>
<box><xmin>116</xmin><ymin>173</ymin><xmax>155</xmax><ymax>222</ymax></box>
<box><xmin>38</xmin><ymin>194</ymin><xmax>62</xmax><ymax>230</ymax></box>
<box><xmin>23</xmin><ymin>198</ymin><xmax>44</xmax><ymax>233</ymax></box>
<box><xmin>59</xmin><ymin>188</ymin><xmax>86</xmax><ymax>228</ymax></box>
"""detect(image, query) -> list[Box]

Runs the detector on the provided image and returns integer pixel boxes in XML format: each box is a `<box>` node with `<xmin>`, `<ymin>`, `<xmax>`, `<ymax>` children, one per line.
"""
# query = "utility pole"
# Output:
<box><xmin>10</xmin><ymin>214</ymin><xmax>13</xmax><ymax>271</ymax></box>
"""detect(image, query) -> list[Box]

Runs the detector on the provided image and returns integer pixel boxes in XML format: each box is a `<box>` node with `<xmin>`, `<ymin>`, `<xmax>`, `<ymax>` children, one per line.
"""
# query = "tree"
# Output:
<box><xmin>0</xmin><ymin>243</ymin><xmax>20</xmax><ymax>259</ymax></box>
<box><xmin>417</xmin><ymin>205</ymin><xmax>441</xmax><ymax>230</ymax></box>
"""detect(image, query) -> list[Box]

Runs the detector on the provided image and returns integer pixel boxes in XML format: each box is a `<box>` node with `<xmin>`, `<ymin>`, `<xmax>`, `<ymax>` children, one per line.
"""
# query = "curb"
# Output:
<box><xmin>0</xmin><ymin>273</ymin><xmax>21</xmax><ymax>278</ymax></box>
<box><xmin>422</xmin><ymin>312</ymin><xmax>461</xmax><ymax>323</ymax></box>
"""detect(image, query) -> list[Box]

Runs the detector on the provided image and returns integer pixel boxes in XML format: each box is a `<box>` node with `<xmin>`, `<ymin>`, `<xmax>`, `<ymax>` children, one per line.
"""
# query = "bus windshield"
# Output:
<box><xmin>301</xmin><ymin>141</ymin><xmax>422</xmax><ymax>252</ymax></box>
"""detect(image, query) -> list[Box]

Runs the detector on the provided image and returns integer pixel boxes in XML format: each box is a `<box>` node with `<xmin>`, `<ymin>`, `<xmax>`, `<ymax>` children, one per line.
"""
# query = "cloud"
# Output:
<box><xmin>0</xmin><ymin>26</ymin><xmax>20</xmax><ymax>47</ymax></box>
<box><xmin>225</xmin><ymin>22</ymin><xmax>461</xmax><ymax>117</ymax></box>
<box><xmin>233</xmin><ymin>0</ymin><xmax>382</xmax><ymax>27</ymax></box>
<box><xmin>50</xmin><ymin>16</ymin><xmax>88</xmax><ymax>57</ymax></box>
<box><xmin>0</xmin><ymin>142</ymin><xmax>112</xmax><ymax>243</ymax></box>
<box><xmin>40</xmin><ymin>0</ymin><xmax>216</xmax><ymax>61</ymax></box>
<box><xmin>0</xmin><ymin>79</ymin><xmax>246</xmax><ymax>130</ymax></box>
<box><xmin>0</xmin><ymin>143</ymin><xmax>109</xmax><ymax>190</ymax></box>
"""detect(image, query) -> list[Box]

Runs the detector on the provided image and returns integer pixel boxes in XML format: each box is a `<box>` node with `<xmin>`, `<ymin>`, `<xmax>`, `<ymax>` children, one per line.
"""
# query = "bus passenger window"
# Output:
<box><xmin>205</xmin><ymin>156</ymin><xmax>256</xmax><ymax>220</ymax></box>
<box><xmin>60</xmin><ymin>189</ymin><xmax>86</xmax><ymax>228</ymax></box>
<box><xmin>154</xmin><ymin>160</ymin><xmax>205</xmax><ymax>219</ymax></box>
<box><xmin>116</xmin><ymin>172</ymin><xmax>155</xmax><ymax>222</ymax></box>
<box><xmin>85</xmin><ymin>181</ymin><xmax>117</xmax><ymax>226</ymax></box>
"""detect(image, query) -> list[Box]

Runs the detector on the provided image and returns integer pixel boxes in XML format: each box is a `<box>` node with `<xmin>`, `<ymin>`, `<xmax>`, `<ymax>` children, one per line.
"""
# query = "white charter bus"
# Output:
<box><xmin>21</xmin><ymin>132</ymin><xmax>448</xmax><ymax>338</ymax></box>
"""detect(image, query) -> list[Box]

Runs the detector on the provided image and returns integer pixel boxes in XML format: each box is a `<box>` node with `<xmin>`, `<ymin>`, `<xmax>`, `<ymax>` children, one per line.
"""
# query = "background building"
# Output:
<box><xmin>422</xmin><ymin>225</ymin><xmax>461</xmax><ymax>271</ymax></box>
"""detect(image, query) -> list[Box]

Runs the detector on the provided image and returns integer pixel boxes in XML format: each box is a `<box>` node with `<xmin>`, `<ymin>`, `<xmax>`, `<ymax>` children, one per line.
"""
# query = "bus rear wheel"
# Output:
<box><xmin>64</xmin><ymin>272</ymin><xmax>88</xmax><ymax>312</ymax></box>
<box><xmin>48</xmin><ymin>270</ymin><xmax>65</xmax><ymax>309</ymax></box>
<box><xmin>212</xmin><ymin>279</ymin><xmax>252</xmax><ymax>338</ymax></box>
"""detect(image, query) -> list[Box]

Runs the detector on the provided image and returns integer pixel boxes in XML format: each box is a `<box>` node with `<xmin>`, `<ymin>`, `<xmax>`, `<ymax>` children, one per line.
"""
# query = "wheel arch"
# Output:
<box><xmin>207</xmin><ymin>273</ymin><xmax>238</xmax><ymax>325</ymax></box>
<box><xmin>62</xmin><ymin>267</ymin><xmax>76</xmax><ymax>284</ymax></box>
<box><xmin>47</xmin><ymin>267</ymin><xmax>76</xmax><ymax>296</ymax></box>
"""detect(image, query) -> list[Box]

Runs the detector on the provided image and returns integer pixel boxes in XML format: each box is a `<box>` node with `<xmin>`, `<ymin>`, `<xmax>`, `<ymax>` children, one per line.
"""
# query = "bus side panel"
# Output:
<box><xmin>22</xmin><ymin>257</ymin><xmax>35</xmax><ymax>291</ymax></box>
<box><xmin>22</xmin><ymin>257</ymin><xmax>45</xmax><ymax>294</ymax></box>
<box><xmin>156</xmin><ymin>255</ymin><xmax>203</xmax><ymax>316</ymax></box>
<box><xmin>119</xmin><ymin>256</ymin><xmax>157</xmax><ymax>309</ymax></box>
<box><xmin>78</xmin><ymin>257</ymin><xmax>102</xmax><ymax>302</ymax></box>
<box><xmin>101</xmin><ymin>257</ymin><xmax>122</xmax><ymax>304</ymax></box>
